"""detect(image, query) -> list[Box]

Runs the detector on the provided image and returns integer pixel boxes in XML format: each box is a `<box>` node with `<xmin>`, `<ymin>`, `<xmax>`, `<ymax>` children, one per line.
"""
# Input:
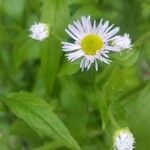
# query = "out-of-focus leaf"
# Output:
<box><xmin>120</xmin><ymin>0</ymin><xmax>141</xmax><ymax>38</ymax></box>
<box><xmin>40</xmin><ymin>0</ymin><xmax>70</xmax><ymax>94</ymax></box>
<box><xmin>141</xmin><ymin>40</ymin><xmax>150</xmax><ymax>60</ymax></box>
<box><xmin>33</xmin><ymin>142</ymin><xmax>62</xmax><ymax>150</ymax></box>
<box><xmin>111</xmin><ymin>49</ymin><xmax>139</xmax><ymax>67</ymax></box>
<box><xmin>0</xmin><ymin>48</ymin><xmax>10</xmax><ymax>73</ymax></box>
<box><xmin>96</xmin><ymin>65</ymin><xmax>139</xmax><ymax>136</ymax></box>
<box><xmin>72</xmin><ymin>5</ymin><xmax>101</xmax><ymax>20</ymax></box>
<box><xmin>3</xmin><ymin>92</ymin><xmax>81</xmax><ymax>150</ymax></box>
<box><xmin>40</xmin><ymin>38</ymin><xmax>61</xmax><ymax>94</ymax></box>
<box><xmin>11</xmin><ymin>120</ymin><xmax>42</xmax><ymax>147</ymax></box>
<box><xmin>13</xmin><ymin>34</ymin><xmax>40</xmax><ymax>72</ymax></box>
<box><xmin>41</xmin><ymin>0</ymin><xmax>69</xmax><ymax>38</ymax></box>
<box><xmin>141</xmin><ymin>0</ymin><xmax>150</xmax><ymax>19</ymax></box>
<box><xmin>58</xmin><ymin>61</ymin><xmax>79</xmax><ymax>77</ymax></box>
<box><xmin>122</xmin><ymin>82</ymin><xmax>150</xmax><ymax>150</ymax></box>
<box><xmin>3</xmin><ymin>0</ymin><xmax>25</xmax><ymax>19</ymax></box>
<box><xmin>0</xmin><ymin>123</ymin><xmax>10</xmax><ymax>150</ymax></box>
<box><xmin>60</xmin><ymin>79</ymin><xmax>88</xmax><ymax>140</ymax></box>
<box><xmin>103</xmin><ymin>66</ymin><xmax>139</xmax><ymax>101</ymax></box>
<box><xmin>68</xmin><ymin>0</ymin><xmax>93</xmax><ymax>5</ymax></box>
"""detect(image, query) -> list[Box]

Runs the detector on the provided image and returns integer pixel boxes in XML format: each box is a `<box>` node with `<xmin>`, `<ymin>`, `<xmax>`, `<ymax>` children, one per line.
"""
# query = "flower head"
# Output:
<box><xmin>112</xmin><ymin>33</ymin><xmax>132</xmax><ymax>51</ymax></box>
<box><xmin>29</xmin><ymin>22</ymin><xmax>49</xmax><ymax>41</ymax></box>
<box><xmin>114</xmin><ymin>129</ymin><xmax>135</xmax><ymax>150</ymax></box>
<box><xmin>62</xmin><ymin>16</ymin><xmax>121</xmax><ymax>71</ymax></box>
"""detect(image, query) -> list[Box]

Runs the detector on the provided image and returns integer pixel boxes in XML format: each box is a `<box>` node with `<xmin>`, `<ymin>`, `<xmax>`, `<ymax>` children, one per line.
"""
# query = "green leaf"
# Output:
<box><xmin>0</xmin><ymin>123</ymin><xmax>10</xmax><ymax>150</ymax></box>
<box><xmin>58</xmin><ymin>61</ymin><xmax>79</xmax><ymax>77</ymax></box>
<box><xmin>103</xmin><ymin>66</ymin><xmax>139</xmax><ymax>101</ymax></box>
<box><xmin>96</xmin><ymin>65</ymin><xmax>139</xmax><ymax>136</ymax></box>
<box><xmin>60</xmin><ymin>79</ymin><xmax>88</xmax><ymax>140</ymax></box>
<box><xmin>40</xmin><ymin>0</ymin><xmax>70</xmax><ymax>94</ymax></box>
<box><xmin>33</xmin><ymin>142</ymin><xmax>62</xmax><ymax>150</ymax></box>
<box><xmin>72</xmin><ymin>5</ymin><xmax>101</xmax><ymax>20</ymax></box>
<box><xmin>141</xmin><ymin>0</ymin><xmax>150</xmax><ymax>19</ymax></box>
<box><xmin>12</xmin><ymin>33</ymin><xmax>40</xmax><ymax>72</ymax></box>
<box><xmin>40</xmin><ymin>37</ymin><xmax>61</xmax><ymax>94</ymax></box>
<box><xmin>41</xmin><ymin>0</ymin><xmax>69</xmax><ymax>37</ymax></box>
<box><xmin>10</xmin><ymin>119</ymin><xmax>43</xmax><ymax>147</ymax></box>
<box><xmin>68</xmin><ymin>0</ymin><xmax>92</xmax><ymax>5</ymax></box>
<box><xmin>3</xmin><ymin>92</ymin><xmax>80</xmax><ymax>150</ymax></box>
<box><xmin>122</xmin><ymin>82</ymin><xmax>150</xmax><ymax>150</ymax></box>
<box><xmin>3</xmin><ymin>0</ymin><xmax>25</xmax><ymax>19</ymax></box>
<box><xmin>111</xmin><ymin>49</ymin><xmax>139</xmax><ymax>67</ymax></box>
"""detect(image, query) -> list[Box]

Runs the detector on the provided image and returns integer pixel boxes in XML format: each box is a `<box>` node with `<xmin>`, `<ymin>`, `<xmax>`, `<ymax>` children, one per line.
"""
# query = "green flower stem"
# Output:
<box><xmin>52</xmin><ymin>32</ymin><xmax>64</xmax><ymax>41</ymax></box>
<box><xmin>95</xmin><ymin>88</ymin><xmax>120</xmax><ymax>135</ymax></box>
<box><xmin>46</xmin><ymin>24</ymin><xmax>64</xmax><ymax>41</ymax></box>
<box><xmin>50</xmin><ymin>26</ymin><xmax>64</xmax><ymax>41</ymax></box>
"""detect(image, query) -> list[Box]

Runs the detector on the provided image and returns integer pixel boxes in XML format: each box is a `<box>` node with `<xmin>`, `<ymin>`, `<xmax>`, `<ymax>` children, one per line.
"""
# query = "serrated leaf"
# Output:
<box><xmin>3</xmin><ymin>92</ymin><xmax>80</xmax><ymax>150</ymax></box>
<box><xmin>97</xmin><ymin>65</ymin><xmax>139</xmax><ymax>135</ymax></box>
<box><xmin>103</xmin><ymin>66</ymin><xmax>139</xmax><ymax>101</ymax></box>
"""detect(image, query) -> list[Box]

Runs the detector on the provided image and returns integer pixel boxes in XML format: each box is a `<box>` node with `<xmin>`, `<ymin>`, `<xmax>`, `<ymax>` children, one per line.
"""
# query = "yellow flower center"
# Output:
<box><xmin>81</xmin><ymin>34</ymin><xmax>104</xmax><ymax>55</ymax></box>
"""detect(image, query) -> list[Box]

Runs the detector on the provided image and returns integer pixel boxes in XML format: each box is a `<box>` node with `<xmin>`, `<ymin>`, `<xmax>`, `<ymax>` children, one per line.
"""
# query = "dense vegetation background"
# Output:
<box><xmin>0</xmin><ymin>0</ymin><xmax>150</xmax><ymax>149</ymax></box>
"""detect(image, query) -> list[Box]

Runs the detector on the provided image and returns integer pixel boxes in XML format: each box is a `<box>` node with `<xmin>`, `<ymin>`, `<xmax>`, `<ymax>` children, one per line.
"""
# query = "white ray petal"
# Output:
<box><xmin>105</xmin><ymin>45</ymin><xmax>118</xmax><ymax>51</ymax></box>
<box><xmin>73</xmin><ymin>20</ymin><xmax>85</xmax><ymax>34</ymax></box>
<box><xmin>95</xmin><ymin>60</ymin><xmax>98</xmax><ymax>71</ymax></box>
<box><xmin>100</xmin><ymin>20</ymin><xmax>109</xmax><ymax>33</ymax></box>
<box><xmin>105</xmin><ymin>27</ymin><xmax>120</xmax><ymax>39</ymax></box>
<box><xmin>66</xmin><ymin>50</ymin><xmax>84</xmax><ymax>62</ymax></box>
<box><xmin>65</xmin><ymin>29</ymin><xmax>79</xmax><ymax>41</ymax></box>
<box><xmin>103</xmin><ymin>24</ymin><xmax>114</xmax><ymax>34</ymax></box>
<box><xmin>68</xmin><ymin>25</ymin><xmax>84</xmax><ymax>39</ymax></box>
<box><xmin>81</xmin><ymin>16</ymin><xmax>92</xmax><ymax>33</ymax></box>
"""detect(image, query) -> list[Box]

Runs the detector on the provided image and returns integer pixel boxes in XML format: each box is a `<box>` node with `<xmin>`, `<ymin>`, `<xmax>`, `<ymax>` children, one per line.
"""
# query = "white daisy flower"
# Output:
<box><xmin>29</xmin><ymin>22</ymin><xmax>49</xmax><ymax>41</ymax></box>
<box><xmin>62</xmin><ymin>16</ymin><xmax>120</xmax><ymax>71</ymax></box>
<box><xmin>114</xmin><ymin>129</ymin><xmax>135</xmax><ymax>150</ymax></box>
<box><xmin>112</xmin><ymin>33</ymin><xmax>132</xmax><ymax>51</ymax></box>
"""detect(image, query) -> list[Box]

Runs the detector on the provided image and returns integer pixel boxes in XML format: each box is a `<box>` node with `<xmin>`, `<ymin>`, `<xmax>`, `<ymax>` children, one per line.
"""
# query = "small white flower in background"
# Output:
<box><xmin>112</xmin><ymin>33</ymin><xmax>132</xmax><ymax>51</ymax></box>
<box><xmin>62</xmin><ymin>16</ymin><xmax>122</xmax><ymax>71</ymax></box>
<box><xmin>29</xmin><ymin>22</ymin><xmax>49</xmax><ymax>41</ymax></box>
<box><xmin>114</xmin><ymin>129</ymin><xmax>135</xmax><ymax>150</ymax></box>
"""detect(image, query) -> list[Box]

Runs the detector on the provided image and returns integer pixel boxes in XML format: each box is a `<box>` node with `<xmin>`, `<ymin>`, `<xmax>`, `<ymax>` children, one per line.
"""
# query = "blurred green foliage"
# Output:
<box><xmin>0</xmin><ymin>0</ymin><xmax>150</xmax><ymax>150</ymax></box>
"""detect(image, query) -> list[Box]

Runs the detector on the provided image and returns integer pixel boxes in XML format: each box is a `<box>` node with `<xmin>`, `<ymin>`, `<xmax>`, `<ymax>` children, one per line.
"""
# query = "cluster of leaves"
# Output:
<box><xmin>0</xmin><ymin>0</ymin><xmax>150</xmax><ymax>149</ymax></box>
